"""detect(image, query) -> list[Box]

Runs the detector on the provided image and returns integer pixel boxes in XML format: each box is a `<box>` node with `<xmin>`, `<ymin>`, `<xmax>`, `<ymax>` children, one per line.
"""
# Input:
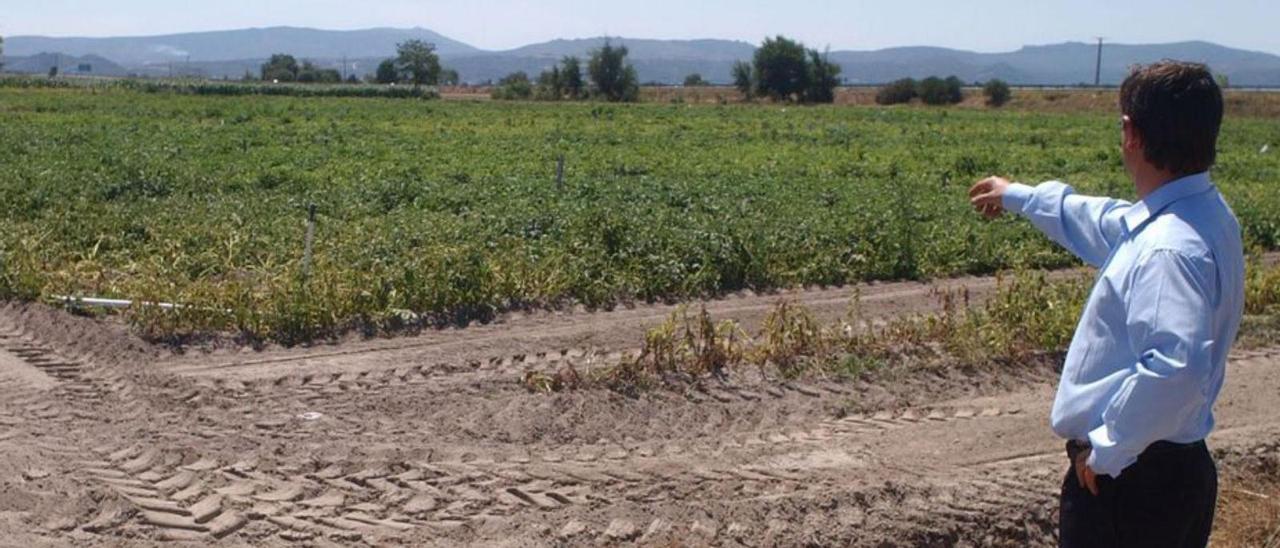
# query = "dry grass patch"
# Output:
<box><xmin>528</xmin><ymin>258</ymin><xmax>1280</xmax><ymax>396</ymax></box>
<box><xmin>1214</xmin><ymin>477</ymin><xmax>1280</xmax><ymax>547</ymax></box>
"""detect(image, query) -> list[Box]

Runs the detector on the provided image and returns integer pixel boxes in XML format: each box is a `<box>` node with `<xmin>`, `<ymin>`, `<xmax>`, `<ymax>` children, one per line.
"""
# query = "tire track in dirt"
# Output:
<box><xmin>0</xmin><ymin>310</ymin><xmax>180</xmax><ymax>541</ymax></box>
<box><xmin>64</xmin><ymin>347</ymin><xmax>1272</xmax><ymax>544</ymax></box>
<box><xmin>5</xmin><ymin>259</ymin><xmax>1280</xmax><ymax>545</ymax></box>
<box><xmin>163</xmin><ymin>252</ymin><xmax>1280</xmax><ymax>384</ymax></box>
<box><xmin>161</xmin><ymin>269</ymin><xmax>1092</xmax><ymax>382</ymax></box>
<box><xmin>213</xmin><ymin>351</ymin><xmax>1280</xmax><ymax>542</ymax></box>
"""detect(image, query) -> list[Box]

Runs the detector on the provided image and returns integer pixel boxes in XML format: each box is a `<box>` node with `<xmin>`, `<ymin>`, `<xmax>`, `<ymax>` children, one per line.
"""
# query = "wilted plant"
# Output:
<box><xmin>754</xmin><ymin>299</ymin><xmax>824</xmax><ymax>378</ymax></box>
<box><xmin>522</xmin><ymin>365</ymin><xmax>584</xmax><ymax>393</ymax></box>
<box><xmin>604</xmin><ymin>305</ymin><xmax>747</xmax><ymax>393</ymax></box>
<box><xmin>1246</xmin><ymin>254</ymin><xmax>1280</xmax><ymax>315</ymax></box>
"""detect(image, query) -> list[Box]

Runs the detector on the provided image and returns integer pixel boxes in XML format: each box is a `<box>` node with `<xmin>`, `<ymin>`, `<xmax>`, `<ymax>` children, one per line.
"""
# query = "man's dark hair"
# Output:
<box><xmin>1119</xmin><ymin>61</ymin><xmax>1224</xmax><ymax>175</ymax></box>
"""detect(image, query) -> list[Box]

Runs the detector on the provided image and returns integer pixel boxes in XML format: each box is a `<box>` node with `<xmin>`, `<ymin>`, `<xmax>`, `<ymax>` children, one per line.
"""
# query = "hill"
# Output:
<box><xmin>2</xmin><ymin>53</ymin><xmax>130</xmax><ymax>77</ymax></box>
<box><xmin>3</xmin><ymin>27</ymin><xmax>478</xmax><ymax>66</ymax></box>
<box><xmin>4</xmin><ymin>28</ymin><xmax>1280</xmax><ymax>86</ymax></box>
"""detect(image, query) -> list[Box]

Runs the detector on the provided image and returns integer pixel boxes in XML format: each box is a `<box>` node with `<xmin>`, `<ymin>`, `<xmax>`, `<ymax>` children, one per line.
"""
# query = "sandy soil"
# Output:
<box><xmin>0</xmin><ymin>270</ymin><xmax>1277</xmax><ymax>547</ymax></box>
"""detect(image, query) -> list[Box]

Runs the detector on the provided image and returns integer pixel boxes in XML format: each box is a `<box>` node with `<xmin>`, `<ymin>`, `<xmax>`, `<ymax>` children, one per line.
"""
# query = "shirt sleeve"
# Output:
<box><xmin>1002</xmin><ymin>181</ymin><xmax>1132</xmax><ymax>268</ymax></box>
<box><xmin>1085</xmin><ymin>249</ymin><xmax>1217</xmax><ymax>477</ymax></box>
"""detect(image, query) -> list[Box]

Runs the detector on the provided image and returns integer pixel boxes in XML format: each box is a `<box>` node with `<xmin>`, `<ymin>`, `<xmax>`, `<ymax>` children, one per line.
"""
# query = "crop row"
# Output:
<box><xmin>0</xmin><ymin>87</ymin><xmax>1277</xmax><ymax>343</ymax></box>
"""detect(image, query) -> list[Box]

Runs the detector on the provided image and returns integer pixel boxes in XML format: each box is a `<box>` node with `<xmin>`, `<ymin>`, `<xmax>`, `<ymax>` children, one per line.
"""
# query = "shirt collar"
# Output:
<box><xmin>1121</xmin><ymin>171</ymin><xmax>1214</xmax><ymax>234</ymax></box>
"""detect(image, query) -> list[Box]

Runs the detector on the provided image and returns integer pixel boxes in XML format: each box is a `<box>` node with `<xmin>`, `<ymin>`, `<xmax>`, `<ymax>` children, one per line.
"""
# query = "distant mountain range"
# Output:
<box><xmin>4</xmin><ymin>27</ymin><xmax>1280</xmax><ymax>86</ymax></box>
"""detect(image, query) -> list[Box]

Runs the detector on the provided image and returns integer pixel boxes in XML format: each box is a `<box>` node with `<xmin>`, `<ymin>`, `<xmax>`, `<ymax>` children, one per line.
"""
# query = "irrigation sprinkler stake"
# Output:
<box><xmin>556</xmin><ymin>155</ymin><xmax>565</xmax><ymax>190</ymax></box>
<box><xmin>302</xmin><ymin>203</ymin><xmax>317</xmax><ymax>279</ymax></box>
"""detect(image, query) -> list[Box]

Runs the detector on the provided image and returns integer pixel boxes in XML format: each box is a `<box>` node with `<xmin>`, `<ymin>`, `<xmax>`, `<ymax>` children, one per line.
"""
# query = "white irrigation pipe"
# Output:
<box><xmin>51</xmin><ymin>295</ymin><xmax>234</xmax><ymax>312</ymax></box>
<box><xmin>51</xmin><ymin>295</ymin><xmax>183</xmax><ymax>310</ymax></box>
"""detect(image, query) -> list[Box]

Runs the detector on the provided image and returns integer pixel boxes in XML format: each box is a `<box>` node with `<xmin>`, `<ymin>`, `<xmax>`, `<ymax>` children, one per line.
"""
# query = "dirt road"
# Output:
<box><xmin>0</xmin><ymin>270</ymin><xmax>1277</xmax><ymax>546</ymax></box>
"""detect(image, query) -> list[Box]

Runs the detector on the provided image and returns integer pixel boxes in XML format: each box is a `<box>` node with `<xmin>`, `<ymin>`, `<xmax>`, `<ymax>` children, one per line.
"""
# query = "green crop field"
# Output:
<box><xmin>2</xmin><ymin>87</ymin><xmax>1278</xmax><ymax>343</ymax></box>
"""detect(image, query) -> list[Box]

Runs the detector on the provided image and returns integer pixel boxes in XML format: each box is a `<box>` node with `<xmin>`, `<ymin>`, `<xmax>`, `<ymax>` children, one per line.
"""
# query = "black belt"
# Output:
<box><xmin>1066</xmin><ymin>439</ymin><xmax>1204</xmax><ymax>463</ymax></box>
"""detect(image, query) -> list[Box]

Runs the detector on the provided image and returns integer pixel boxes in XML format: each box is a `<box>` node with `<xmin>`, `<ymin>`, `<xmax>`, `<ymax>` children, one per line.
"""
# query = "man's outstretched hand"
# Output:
<box><xmin>969</xmin><ymin>176</ymin><xmax>1011</xmax><ymax>219</ymax></box>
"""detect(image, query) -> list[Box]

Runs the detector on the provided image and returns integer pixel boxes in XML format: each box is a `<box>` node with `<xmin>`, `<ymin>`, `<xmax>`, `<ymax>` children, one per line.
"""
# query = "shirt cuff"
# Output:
<box><xmin>1001</xmin><ymin>183</ymin><xmax>1035</xmax><ymax>213</ymax></box>
<box><xmin>1086</xmin><ymin>424</ymin><xmax>1140</xmax><ymax>478</ymax></box>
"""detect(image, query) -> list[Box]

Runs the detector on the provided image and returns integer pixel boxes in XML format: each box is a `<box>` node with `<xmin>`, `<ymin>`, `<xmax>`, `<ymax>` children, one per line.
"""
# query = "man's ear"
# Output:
<box><xmin>1122</xmin><ymin>115</ymin><xmax>1142</xmax><ymax>152</ymax></box>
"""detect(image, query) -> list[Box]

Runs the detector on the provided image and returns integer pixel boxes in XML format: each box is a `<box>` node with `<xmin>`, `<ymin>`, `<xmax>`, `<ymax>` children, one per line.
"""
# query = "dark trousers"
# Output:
<box><xmin>1059</xmin><ymin>440</ymin><xmax>1217</xmax><ymax>548</ymax></box>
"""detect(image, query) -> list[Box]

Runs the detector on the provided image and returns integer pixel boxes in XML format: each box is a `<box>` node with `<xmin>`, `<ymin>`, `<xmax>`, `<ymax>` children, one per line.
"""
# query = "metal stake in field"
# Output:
<box><xmin>556</xmin><ymin>154</ymin><xmax>566</xmax><ymax>190</ymax></box>
<box><xmin>302</xmin><ymin>203</ymin><xmax>317</xmax><ymax>280</ymax></box>
<box><xmin>1094</xmin><ymin>37</ymin><xmax>1105</xmax><ymax>87</ymax></box>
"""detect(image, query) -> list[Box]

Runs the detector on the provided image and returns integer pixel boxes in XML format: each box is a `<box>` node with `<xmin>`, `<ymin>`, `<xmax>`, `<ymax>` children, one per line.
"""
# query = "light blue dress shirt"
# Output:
<box><xmin>1002</xmin><ymin>172</ymin><xmax>1244</xmax><ymax>477</ymax></box>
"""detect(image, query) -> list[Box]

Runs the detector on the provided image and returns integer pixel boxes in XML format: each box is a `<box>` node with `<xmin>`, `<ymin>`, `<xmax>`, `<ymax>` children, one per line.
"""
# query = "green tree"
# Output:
<box><xmin>803</xmin><ymin>49</ymin><xmax>841</xmax><ymax>103</ymax></box>
<box><xmin>731</xmin><ymin>60</ymin><xmax>754</xmax><ymax>100</ymax></box>
<box><xmin>945</xmin><ymin>76</ymin><xmax>964</xmax><ymax>102</ymax></box>
<box><xmin>875</xmin><ymin>78</ymin><xmax>917</xmax><ymax>105</ymax></box>
<box><xmin>560</xmin><ymin>56</ymin><xmax>585</xmax><ymax>99</ymax></box>
<box><xmin>491</xmin><ymin>71</ymin><xmax>533</xmax><ymax>100</ymax></box>
<box><xmin>753</xmin><ymin>36</ymin><xmax>809</xmax><ymax>101</ymax></box>
<box><xmin>536</xmin><ymin>66</ymin><xmax>564</xmax><ymax>100</ymax></box>
<box><xmin>396</xmin><ymin>40</ymin><xmax>441</xmax><ymax>87</ymax></box>
<box><xmin>261</xmin><ymin>54</ymin><xmax>299</xmax><ymax>82</ymax></box>
<box><xmin>441</xmin><ymin>68</ymin><xmax>461</xmax><ymax>86</ymax></box>
<box><xmin>588</xmin><ymin>41</ymin><xmax>639</xmax><ymax>102</ymax></box>
<box><xmin>918</xmin><ymin>75</ymin><xmax>963</xmax><ymax>105</ymax></box>
<box><xmin>297</xmin><ymin>61</ymin><xmax>341</xmax><ymax>83</ymax></box>
<box><xmin>683</xmin><ymin>73</ymin><xmax>709</xmax><ymax>87</ymax></box>
<box><xmin>374</xmin><ymin>59</ymin><xmax>399</xmax><ymax>84</ymax></box>
<box><xmin>983</xmin><ymin>79</ymin><xmax>1011</xmax><ymax>107</ymax></box>
<box><xmin>0</xmin><ymin>35</ymin><xmax>5</xmax><ymax>72</ymax></box>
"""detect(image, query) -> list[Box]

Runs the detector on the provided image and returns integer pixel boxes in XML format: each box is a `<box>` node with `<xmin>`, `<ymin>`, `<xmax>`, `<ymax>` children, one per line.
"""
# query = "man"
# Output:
<box><xmin>968</xmin><ymin>61</ymin><xmax>1243</xmax><ymax>547</ymax></box>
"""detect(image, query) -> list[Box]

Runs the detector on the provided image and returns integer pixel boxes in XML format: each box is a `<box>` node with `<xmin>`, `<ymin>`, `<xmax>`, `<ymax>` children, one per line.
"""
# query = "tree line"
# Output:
<box><xmin>7</xmin><ymin>28</ymin><xmax>1017</xmax><ymax>108</ymax></box>
<box><xmin>875</xmin><ymin>76</ymin><xmax>1011</xmax><ymax>106</ymax></box>
<box><xmin>491</xmin><ymin>35</ymin><xmax>844</xmax><ymax>104</ymax></box>
<box><xmin>491</xmin><ymin>41</ymin><xmax>635</xmax><ymax>102</ymax></box>
<box><xmin>253</xmin><ymin>40</ymin><xmax>458</xmax><ymax>87</ymax></box>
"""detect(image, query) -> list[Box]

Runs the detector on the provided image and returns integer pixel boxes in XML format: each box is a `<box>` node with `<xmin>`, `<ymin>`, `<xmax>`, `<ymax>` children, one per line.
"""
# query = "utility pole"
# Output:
<box><xmin>1094</xmin><ymin>37</ymin><xmax>1105</xmax><ymax>87</ymax></box>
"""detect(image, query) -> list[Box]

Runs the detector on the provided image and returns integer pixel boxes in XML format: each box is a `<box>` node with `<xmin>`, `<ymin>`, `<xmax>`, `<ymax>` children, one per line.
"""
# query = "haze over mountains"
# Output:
<box><xmin>5</xmin><ymin>26</ymin><xmax>1280</xmax><ymax>86</ymax></box>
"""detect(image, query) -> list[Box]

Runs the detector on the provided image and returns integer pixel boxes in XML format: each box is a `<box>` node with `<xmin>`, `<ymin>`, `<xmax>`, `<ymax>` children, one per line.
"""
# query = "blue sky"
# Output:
<box><xmin>2</xmin><ymin>0</ymin><xmax>1278</xmax><ymax>54</ymax></box>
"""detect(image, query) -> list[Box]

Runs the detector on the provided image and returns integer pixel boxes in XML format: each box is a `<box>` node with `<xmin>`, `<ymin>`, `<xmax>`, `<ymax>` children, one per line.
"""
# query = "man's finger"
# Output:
<box><xmin>968</xmin><ymin>179</ymin><xmax>991</xmax><ymax>197</ymax></box>
<box><xmin>1084</xmin><ymin>469</ymin><xmax>1100</xmax><ymax>496</ymax></box>
<box><xmin>1074</xmin><ymin>460</ymin><xmax>1086</xmax><ymax>489</ymax></box>
<box><xmin>970</xmin><ymin>192</ymin><xmax>1000</xmax><ymax>207</ymax></box>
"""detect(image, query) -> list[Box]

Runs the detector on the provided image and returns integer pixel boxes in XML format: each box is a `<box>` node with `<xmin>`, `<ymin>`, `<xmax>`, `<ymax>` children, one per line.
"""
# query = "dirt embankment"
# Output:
<box><xmin>1</xmin><ymin>269</ymin><xmax>1278</xmax><ymax>546</ymax></box>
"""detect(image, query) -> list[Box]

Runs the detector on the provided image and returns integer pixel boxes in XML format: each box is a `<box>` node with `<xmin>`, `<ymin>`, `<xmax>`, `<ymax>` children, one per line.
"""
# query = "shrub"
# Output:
<box><xmin>919</xmin><ymin>75</ymin><xmax>963</xmax><ymax>105</ymax></box>
<box><xmin>491</xmin><ymin>71</ymin><xmax>533</xmax><ymax>100</ymax></box>
<box><xmin>732</xmin><ymin>61</ymin><xmax>754</xmax><ymax>100</ymax></box>
<box><xmin>875</xmin><ymin>78</ymin><xmax>918</xmax><ymax>105</ymax></box>
<box><xmin>118</xmin><ymin>80</ymin><xmax>438</xmax><ymax>99</ymax></box>
<box><xmin>984</xmin><ymin>79</ymin><xmax>1011</xmax><ymax>107</ymax></box>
